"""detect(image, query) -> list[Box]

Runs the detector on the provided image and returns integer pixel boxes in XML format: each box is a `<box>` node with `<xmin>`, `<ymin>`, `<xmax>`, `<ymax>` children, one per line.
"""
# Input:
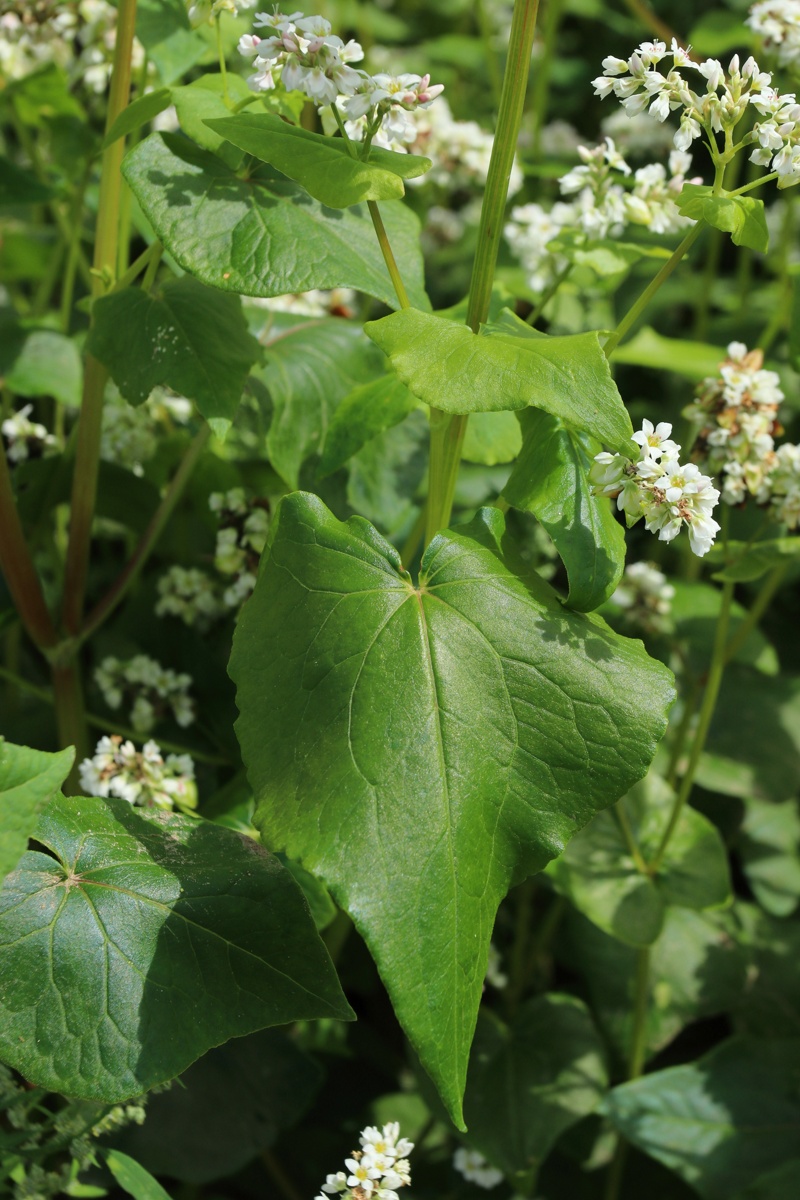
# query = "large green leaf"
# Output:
<box><xmin>0</xmin><ymin>740</ymin><xmax>75</xmax><ymax>881</ymax></box>
<box><xmin>738</xmin><ymin>799</ymin><xmax>800</xmax><ymax>918</ymax></box>
<box><xmin>122</xmin><ymin>134</ymin><xmax>428</xmax><ymax>311</ymax></box>
<box><xmin>464</xmin><ymin>995</ymin><xmax>608</xmax><ymax>1190</ymax></box>
<box><xmin>172</xmin><ymin>76</ymin><xmax>252</xmax><ymax>169</ymax></box>
<box><xmin>676</xmin><ymin>184</ymin><xmax>769</xmax><ymax>252</ymax></box>
<box><xmin>205</xmin><ymin>113</ymin><xmax>430</xmax><ymax>208</ymax></box>
<box><xmin>546</xmin><ymin>772</ymin><xmax>731</xmax><ymax>946</ymax></box>
<box><xmin>0</xmin><ymin>794</ymin><xmax>352</xmax><ymax>1100</ymax></box>
<box><xmin>230</xmin><ymin>493</ymin><xmax>674</xmax><ymax>1124</ymax></box>
<box><xmin>560</xmin><ymin>906</ymin><xmax>748</xmax><ymax>1064</ymax></box>
<box><xmin>601</xmin><ymin>1037</ymin><xmax>800</xmax><ymax>1199</ymax></box>
<box><xmin>319</xmin><ymin>375</ymin><xmax>419</xmax><ymax>477</ymax></box>
<box><xmin>256</xmin><ymin>319</ymin><xmax>385</xmax><ymax>488</ymax></box>
<box><xmin>115</xmin><ymin>1029</ymin><xmax>321</xmax><ymax>1184</ymax></box>
<box><xmin>503</xmin><ymin>409</ymin><xmax>626</xmax><ymax>612</ymax></box>
<box><xmin>87</xmin><ymin>277</ymin><xmax>261</xmax><ymax>433</ymax></box>
<box><xmin>364</xmin><ymin>308</ymin><xmax>633</xmax><ymax>450</ymax></box>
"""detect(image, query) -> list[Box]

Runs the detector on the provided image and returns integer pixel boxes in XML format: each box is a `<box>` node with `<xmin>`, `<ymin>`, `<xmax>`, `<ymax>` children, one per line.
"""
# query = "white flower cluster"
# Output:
<box><xmin>248</xmin><ymin>288</ymin><xmax>357</xmax><ymax>321</ymax></box>
<box><xmin>95</xmin><ymin>655</ymin><xmax>195</xmax><ymax>733</ymax></box>
<box><xmin>453</xmin><ymin>1148</ymin><xmax>504</xmax><ymax>1189</ymax></box>
<box><xmin>240</xmin><ymin>9</ymin><xmax>443</xmax><ymax>124</ymax></box>
<box><xmin>0</xmin><ymin>4</ymin><xmax>145</xmax><ymax>93</ymax></box>
<box><xmin>600</xmin><ymin>107</ymin><xmax>677</xmax><ymax>157</ymax></box>
<box><xmin>686</xmin><ymin>341</ymin><xmax>800</xmax><ymax>528</ymax></box>
<box><xmin>685</xmin><ymin>342</ymin><xmax>783</xmax><ymax>506</ymax></box>
<box><xmin>78</xmin><ymin>735</ymin><xmax>197</xmax><ymax>812</ymax></box>
<box><xmin>594</xmin><ymin>39</ymin><xmax>800</xmax><ymax>186</ymax></box>
<box><xmin>155</xmin><ymin>566</ymin><xmax>229</xmax><ymax>630</ymax></box>
<box><xmin>748</xmin><ymin>1</ymin><xmax>800</xmax><ymax>72</ymax></box>
<box><xmin>315</xmin><ymin>1123</ymin><xmax>413</xmax><ymax>1200</ymax></box>
<box><xmin>591</xmin><ymin>419</ymin><xmax>721</xmax><ymax>556</ymax></box>
<box><xmin>505</xmin><ymin>139</ymin><xmax>695</xmax><ymax>293</ymax></box>
<box><xmin>611</xmin><ymin>561</ymin><xmax>675</xmax><ymax>634</ymax></box>
<box><xmin>101</xmin><ymin>387</ymin><xmax>192</xmax><ymax>476</ymax></box>
<box><xmin>210</xmin><ymin>488</ymin><xmax>270</xmax><ymax>606</ymax></box>
<box><xmin>1</xmin><ymin>405</ymin><xmax>58</xmax><ymax>464</ymax></box>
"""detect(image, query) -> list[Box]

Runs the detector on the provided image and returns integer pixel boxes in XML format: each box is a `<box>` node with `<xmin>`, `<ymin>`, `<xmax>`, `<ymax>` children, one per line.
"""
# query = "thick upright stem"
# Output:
<box><xmin>62</xmin><ymin>0</ymin><xmax>138</xmax><ymax>637</ymax></box>
<box><xmin>426</xmin><ymin>0</ymin><xmax>540</xmax><ymax>545</ymax></box>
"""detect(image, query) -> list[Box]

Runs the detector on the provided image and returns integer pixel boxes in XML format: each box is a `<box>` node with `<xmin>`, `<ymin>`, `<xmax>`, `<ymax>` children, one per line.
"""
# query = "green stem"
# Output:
<box><xmin>52</xmin><ymin>664</ymin><xmax>89</xmax><ymax>781</ymax></box>
<box><xmin>603</xmin><ymin>946</ymin><xmax>651</xmax><ymax>1200</ymax></box>
<box><xmin>59</xmin><ymin>172</ymin><xmax>89</xmax><ymax>334</ymax></box>
<box><xmin>112</xmin><ymin>239</ymin><xmax>163</xmax><ymax>294</ymax></box>
<box><xmin>74</xmin><ymin>425</ymin><xmax>211</xmax><ymax>649</ymax></box>
<box><xmin>140</xmin><ymin>242</ymin><xmax>164</xmax><ymax>292</ymax></box>
<box><xmin>724</xmin><ymin>564</ymin><xmax>785</xmax><ymax>665</ymax></box>
<box><xmin>649</xmin><ymin>580</ymin><xmax>734</xmax><ymax>873</ymax></box>
<box><xmin>622</xmin><ymin>0</ymin><xmax>681</xmax><ymax>46</ymax></box>
<box><xmin>426</xmin><ymin>0</ymin><xmax>541</xmax><ymax>546</ymax></box>
<box><xmin>614</xmin><ymin>800</ymin><xmax>649</xmax><ymax>875</ymax></box>
<box><xmin>530</xmin><ymin>0</ymin><xmax>565</xmax><ymax>157</ymax></box>
<box><xmin>604</xmin><ymin>221</ymin><xmax>705</xmax><ymax>358</ymax></box>
<box><xmin>61</xmin><ymin>0</ymin><xmax>138</xmax><ymax>640</ymax></box>
<box><xmin>526</xmin><ymin>261</ymin><xmax>573</xmax><ymax>326</ymax></box>
<box><xmin>400</xmin><ymin>505</ymin><xmax>427</xmax><ymax>569</ymax></box>
<box><xmin>0</xmin><ymin>441</ymin><xmax>58</xmax><ymax>650</ymax></box>
<box><xmin>367</xmin><ymin>201</ymin><xmax>410</xmax><ymax>310</ymax></box>
<box><xmin>215</xmin><ymin>16</ymin><xmax>230</xmax><ymax>103</ymax></box>
<box><xmin>729</xmin><ymin>171</ymin><xmax>778</xmax><ymax>197</ymax></box>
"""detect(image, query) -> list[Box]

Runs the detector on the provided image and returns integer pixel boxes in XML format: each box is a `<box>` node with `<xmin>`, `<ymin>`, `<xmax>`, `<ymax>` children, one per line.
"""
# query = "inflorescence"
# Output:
<box><xmin>78</xmin><ymin>735</ymin><xmax>197</xmax><ymax>812</ymax></box>
<box><xmin>314</xmin><ymin>1123</ymin><xmax>413</xmax><ymax>1200</ymax></box>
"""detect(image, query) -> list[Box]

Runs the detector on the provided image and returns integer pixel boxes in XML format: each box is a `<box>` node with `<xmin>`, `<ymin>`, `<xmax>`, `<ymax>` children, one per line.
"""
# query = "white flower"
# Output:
<box><xmin>612</xmin><ymin>562</ymin><xmax>675</xmax><ymax>634</ymax></box>
<box><xmin>78</xmin><ymin>735</ymin><xmax>196</xmax><ymax>812</ymax></box>
<box><xmin>453</xmin><ymin>1147</ymin><xmax>504</xmax><ymax>1189</ymax></box>
<box><xmin>94</xmin><ymin>654</ymin><xmax>195</xmax><ymax>733</ymax></box>
<box><xmin>316</xmin><ymin>1124</ymin><xmax>413</xmax><ymax>1198</ymax></box>
<box><xmin>2</xmin><ymin>405</ymin><xmax>58</xmax><ymax>463</ymax></box>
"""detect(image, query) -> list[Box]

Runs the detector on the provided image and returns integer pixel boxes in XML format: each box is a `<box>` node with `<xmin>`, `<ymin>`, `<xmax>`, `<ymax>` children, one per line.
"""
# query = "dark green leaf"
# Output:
<box><xmin>736</xmin><ymin>1160</ymin><xmax>800</xmax><ymax>1200</ymax></box>
<box><xmin>612</xmin><ymin>327</ymin><xmax>726</xmax><ymax>380</ymax></box>
<box><xmin>465</xmin><ymin>995</ymin><xmax>608</xmax><ymax>1187</ymax></box>
<box><xmin>230</xmin><ymin>493</ymin><xmax>674</xmax><ymax>1124</ymax></box>
<box><xmin>365</xmin><ymin>308</ymin><xmax>633</xmax><ymax>450</ymax></box>
<box><xmin>103</xmin><ymin>89</ymin><xmax>173</xmax><ymax>148</ymax></box>
<box><xmin>123</xmin><ymin>134</ymin><xmax>428</xmax><ymax>310</ymax></box>
<box><xmin>255</xmin><ymin>319</ymin><xmax>384</xmax><ymax>488</ymax></box>
<box><xmin>0</xmin><ymin>795</ymin><xmax>353</xmax><ymax>1100</ymax></box>
<box><xmin>0</xmin><ymin>158</ymin><xmax>54</xmax><ymax>206</ymax></box>
<box><xmin>205</xmin><ymin>114</ymin><xmax>430</xmax><ymax>208</ymax></box>
<box><xmin>461</xmin><ymin>411</ymin><xmax>522</xmax><ymax>466</ymax></box>
<box><xmin>0</xmin><ymin>740</ymin><xmax>74</xmax><ymax>881</ymax></box>
<box><xmin>503</xmin><ymin>409</ymin><xmax>625</xmax><ymax>612</ymax></box>
<box><xmin>319</xmin><ymin>374</ymin><xmax>419</xmax><ymax>477</ymax></box>
<box><xmin>601</xmin><ymin>1037</ymin><xmax>800</xmax><ymax>1199</ymax></box>
<box><xmin>710</xmin><ymin>538</ymin><xmax>800</xmax><ymax>583</ymax></box>
<box><xmin>676</xmin><ymin>185</ymin><xmax>769</xmax><ymax>252</ymax></box>
<box><xmin>87</xmin><ymin>278</ymin><xmax>260</xmax><ymax>433</ymax></box>
<box><xmin>104</xmin><ymin>1151</ymin><xmax>171</xmax><ymax>1200</ymax></box>
<box><xmin>739</xmin><ymin>799</ymin><xmax>800</xmax><ymax>918</ymax></box>
<box><xmin>114</xmin><ymin>1029</ymin><xmax>322</xmax><ymax>1184</ymax></box>
<box><xmin>546</xmin><ymin>771</ymin><xmax>731</xmax><ymax>946</ymax></box>
<box><xmin>136</xmin><ymin>0</ymin><xmax>207</xmax><ymax>83</ymax></box>
<box><xmin>735</xmin><ymin>903</ymin><xmax>800</xmax><ymax>1039</ymax></box>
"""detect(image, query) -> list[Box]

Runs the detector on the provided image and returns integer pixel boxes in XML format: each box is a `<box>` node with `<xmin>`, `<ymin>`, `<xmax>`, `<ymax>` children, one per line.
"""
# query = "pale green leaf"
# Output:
<box><xmin>612</xmin><ymin>327</ymin><xmax>726</xmax><ymax>380</ymax></box>
<box><xmin>230</xmin><ymin>493</ymin><xmax>674</xmax><ymax>1124</ymax></box>
<box><xmin>461</xmin><ymin>411</ymin><xmax>522</xmax><ymax>466</ymax></box>
<box><xmin>676</xmin><ymin>185</ymin><xmax>769</xmax><ymax>252</ymax></box>
<box><xmin>104</xmin><ymin>1151</ymin><xmax>172</xmax><ymax>1200</ymax></box>
<box><xmin>103</xmin><ymin>88</ymin><xmax>172</xmax><ymax>148</ymax></box>
<box><xmin>364</xmin><ymin>308</ymin><xmax>633</xmax><ymax>450</ymax></box>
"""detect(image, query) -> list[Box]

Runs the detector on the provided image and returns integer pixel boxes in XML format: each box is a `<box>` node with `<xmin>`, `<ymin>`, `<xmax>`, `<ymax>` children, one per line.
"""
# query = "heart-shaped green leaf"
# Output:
<box><xmin>364</xmin><ymin>308</ymin><xmax>633</xmax><ymax>450</ymax></box>
<box><xmin>205</xmin><ymin>113</ymin><xmax>430</xmax><ymax>208</ymax></box>
<box><xmin>0</xmin><ymin>739</ymin><xmax>75</xmax><ymax>881</ymax></box>
<box><xmin>503</xmin><ymin>409</ymin><xmax>626</xmax><ymax>612</ymax></box>
<box><xmin>87</xmin><ymin>277</ymin><xmax>261</xmax><ymax>433</ymax></box>
<box><xmin>122</xmin><ymin>133</ymin><xmax>429</xmax><ymax>311</ymax></box>
<box><xmin>546</xmin><ymin>771</ymin><xmax>732</xmax><ymax>946</ymax></box>
<box><xmin>464</xmin><ymin>994</ymin><xmax>608</xmax><ymax>1189</ymax></box>
<box><xmin>676</xmin><ymin>184</ymin><xmax>769</xmax><ymax>252</ymax></box>
<box><xmin>0</xmin><ymin>794</ymin><xmax>353</xmax><ymax>1100</ymax></box>
<box><xmin>230</xmin><ymin>492</ymin><xmax>674</xmax><ymax>1125</ymax></box>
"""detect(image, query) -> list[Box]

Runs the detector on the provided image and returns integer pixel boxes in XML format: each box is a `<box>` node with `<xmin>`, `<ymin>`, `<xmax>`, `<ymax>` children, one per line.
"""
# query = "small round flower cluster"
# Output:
<box><xmin>611</xmin><ymin>561</ymin><xmax>675</xmax><ymax>634</ymax></box>
<box><xmin>239</xmin><ymin>10</ymin><xmax>443</xmax><ymax>128</ymax></box>
<box><xmin>594</xmin><ymin>39</ymin><xmax>800</xmax><ymax>186</ymax></box>
<box><xmin>101</xmin><ymin>387</ymin><xmax>192</xmax><ymax>476</ymax></box>
<box><xmin>453</xmin><ymin>1147</ymin><xmax>504</xmax><ymax>1190</ymax></box>
<box><xmin>590</xmin><ymin>419</ymin><xmax>721</xmax><ymax>557</ymax></box>
<box><xmin>0</xmin><ymin>3</ymin><xmax>146</xmax><ymax>93</ymax></box>
<box><xmin>95</xmin><ymin>655</ymin><xmax>195</xmax><ymax>733</ymax></box>
<box><xmin>504</xmin><ymin>140</ymin><xmax>696</xmax><ymax>293</ymax></box>
<box><xmin>155</xmin><ymin>566</ymin><xmax>229</xmax><ymax>631</ymax></box>
<box><xmin>685</xmin><ymin>342</ymin><xmax>784</xmax><ymax>506</ymax></box>
<box><xmin>314</xmin><ymin>1122</ymin><xmax>413</xmax><ymax>1200</ymax></box>
<box><xmin>78</xmin><ymin>735</ymin><xmax>197</xmax><ymax>812</ymax></box>
<box><xmin>748</xmin><ymin>1</ymin><xmax>800</xmax><ymax>72</ymax></box>
<box><xmin>1</xmin><ymin>405</ymin><xmax>58</xmax><ymax>464</ymax></box>
<box><xmin>210</xmin><ymin>488</ymin><xmax>270</xmax><ymax>606</ymax></box>
<box><xmin>685</xmin><ymin>342</ymin><xmax>800</xmax><ymax>528</ymax></box>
